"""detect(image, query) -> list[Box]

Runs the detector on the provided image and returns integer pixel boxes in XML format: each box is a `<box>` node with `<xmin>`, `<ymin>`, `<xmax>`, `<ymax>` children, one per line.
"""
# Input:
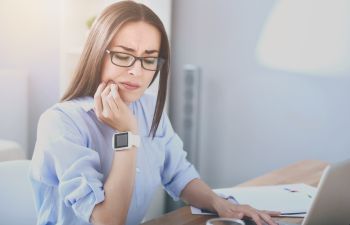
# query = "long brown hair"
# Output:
<box><xmin>61</xmin><ymin>1</ymin><xmax>170</xmax><ymax>138</ymax></box>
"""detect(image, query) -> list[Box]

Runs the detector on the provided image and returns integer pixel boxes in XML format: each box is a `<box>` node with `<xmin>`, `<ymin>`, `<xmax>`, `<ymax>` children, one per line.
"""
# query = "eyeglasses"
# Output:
<box><xmin>106</xmin><ymin>50</ymin><xmax>165</xmax><ymax>71</ymax></box>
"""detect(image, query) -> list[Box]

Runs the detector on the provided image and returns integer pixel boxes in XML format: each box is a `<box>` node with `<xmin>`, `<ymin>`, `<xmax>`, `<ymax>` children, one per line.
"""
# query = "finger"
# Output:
<box><xmin>228</xmin><ymin>210</ymin><xmax>244</xmax><ymax>219</ymax></box>
<box><xmin>111</xmin><ymin>83</ymin><xmax>128</xmax><ymax>110</ymax></box>
<box><xmin>101</xmin><ymin>82</ymin><xmax>112</xmax><ymax>97</ymax></box>
<box><xmin>107</xmin><ymin>92</ymin><xmax>119</xmax><ymax>113</ymax></box>
<box><xmin>102</xmin><ymin>95</ymin><xmax>112</xmax><ymax>117</ymax></box>
<box><xmin>111</xmin><ymin>83</ymin><xmax>118</xmax><ymax>98</ymax></box>
<box><xmin>111</xmin><ymin>83</ymin><xmax>123</xmax><ymax>103</ymax></box>
<box><xmin>251</xmin><ymin>214</ymin><xmax>263</xmax><ymax>225</ymax></box>
<box><xmin>94</xmin><ymin>83</ymin><xmax>106</xmax><ymax>118</ymax></box>
<box><xmin>260</xmin><ymin>210</ymin><xmax>281</xmax><ymax>217</ymax></box>
<box><xmin>110</xmin><ymin>84</ymin><xmax>120</xmax><ymax>110</ymax></box>
<box><xmin>259</xmin><ymin>212</ymin><xmax>277</xmax><ymax>225</ymax></box>
<box><xmin>240</xmin><ymin>206</ymin><xmax>263</xmax><ymax>225</ymax></box>
<box><xmin>101</xmin><ymin>84</ymin><xmax>112</xmax><ymax>117</ymax></box>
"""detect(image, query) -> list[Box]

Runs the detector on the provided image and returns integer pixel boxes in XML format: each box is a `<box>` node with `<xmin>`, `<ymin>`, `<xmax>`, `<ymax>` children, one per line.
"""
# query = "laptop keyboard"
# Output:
<box><xmin>244</xmin><ymin>219</ymin><xmax>298</xmax><ymax>225</ymax></box>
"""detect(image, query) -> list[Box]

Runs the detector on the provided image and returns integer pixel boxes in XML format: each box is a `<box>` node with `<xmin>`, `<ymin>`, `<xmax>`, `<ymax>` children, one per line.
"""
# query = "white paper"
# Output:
<box><xmin>190</xmin><ymin>206</ymin><xmax>306</xmax><ymax>217</ymax></box>
<box><xmin>190</xmin><ymin>183</ymin><xmax>316</xmax><ymax>218</ymax></box>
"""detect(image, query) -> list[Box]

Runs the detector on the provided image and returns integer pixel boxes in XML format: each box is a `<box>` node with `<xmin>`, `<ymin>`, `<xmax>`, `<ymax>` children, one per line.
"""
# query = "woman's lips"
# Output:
<box><xmin>120</xmin><ymin>82</ymin><xmax>140</xmax><ymax>90</ymax></box>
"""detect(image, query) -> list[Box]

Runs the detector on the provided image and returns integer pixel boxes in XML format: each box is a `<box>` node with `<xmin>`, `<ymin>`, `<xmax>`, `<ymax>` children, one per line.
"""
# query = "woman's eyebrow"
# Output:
<box><xmin>115</xmin><ymin>45</ymin><xmax>159</xmax><ymax>54</ymax></box>
<box><xmin>145</xmin><ymin>49</ymin><xmax>159</xmax><ymax>54</ymax></box>
<box><xmin>115</xmin><ymin>45</ymin><xmax>134</xmax><ymax>52</ymax></box>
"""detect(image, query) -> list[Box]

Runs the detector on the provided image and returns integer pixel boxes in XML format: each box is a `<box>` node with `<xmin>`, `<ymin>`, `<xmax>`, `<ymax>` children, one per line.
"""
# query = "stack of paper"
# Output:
<box><xmin>191</xmin><ymin>183</ymin><xmax>317</xmax><ymax>217</ymax></box>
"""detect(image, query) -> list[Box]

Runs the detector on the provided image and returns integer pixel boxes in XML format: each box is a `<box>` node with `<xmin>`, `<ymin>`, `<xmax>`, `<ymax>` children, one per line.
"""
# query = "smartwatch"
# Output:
<box><xmin>113</xmin><ymin>131</ymin><xmax>140</xmax><ymax>151</ymax></box>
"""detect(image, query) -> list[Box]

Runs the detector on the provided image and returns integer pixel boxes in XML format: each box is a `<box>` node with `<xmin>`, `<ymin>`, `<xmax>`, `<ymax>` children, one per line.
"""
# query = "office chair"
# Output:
<box><xmin>0</xmin><ymin>160</ymin><xmax>37</xmax><ymax>225</ymax></box>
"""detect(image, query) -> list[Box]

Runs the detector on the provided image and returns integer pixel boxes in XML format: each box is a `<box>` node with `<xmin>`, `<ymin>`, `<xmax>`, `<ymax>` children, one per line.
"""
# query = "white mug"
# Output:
<box><xmin>206</xmin><ymin>218</ymin><xmax>246</xmax><ymax>225</ymax></box>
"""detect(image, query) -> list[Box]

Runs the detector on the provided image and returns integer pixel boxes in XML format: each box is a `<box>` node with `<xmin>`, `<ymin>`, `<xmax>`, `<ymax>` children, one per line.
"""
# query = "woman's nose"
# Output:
<box><xmin>128</xmin><ymin>59</ymin><xmax>143</xmax><ymax>76</ymax></box>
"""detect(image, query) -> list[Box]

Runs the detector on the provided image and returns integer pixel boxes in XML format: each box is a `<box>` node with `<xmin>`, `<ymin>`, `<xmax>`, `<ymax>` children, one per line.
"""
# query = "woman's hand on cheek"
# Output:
<box><xmin>94</xmin><ymin>82</ymin><xmax>138</xmax><ymax>134</ymax></box>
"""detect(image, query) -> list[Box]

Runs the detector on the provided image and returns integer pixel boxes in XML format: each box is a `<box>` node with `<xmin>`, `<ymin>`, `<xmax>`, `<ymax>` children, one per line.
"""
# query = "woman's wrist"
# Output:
<box><xmin>212</xmin><ymin>195</ymin><xmax>233</xmax><ymax>214</ymax></box>
<box><xmin>111</xmin><ymin>123</ymin><xmax>138</xmax><ymax>134</ymax></box>
<box><xmin>131</xmin><ymin>127</ymin><xmax>138</xmax><ymax>135</ymax></box>
<box><xmin>129</xmin><ymin>126</ymin><xmax>138</xmax><ymax>135</ymax></box>
<box><xmin>210</xmin><ymin>194</ymin><xmax>224</xmax><ymax>213</ymax></box>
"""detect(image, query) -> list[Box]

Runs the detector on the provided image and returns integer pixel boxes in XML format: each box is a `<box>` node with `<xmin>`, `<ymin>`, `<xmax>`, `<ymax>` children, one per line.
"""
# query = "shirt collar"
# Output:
<box><xmin>76</xmin><ymin>96</ymin><xmax>94</xmax><ymax>112</ymax></box>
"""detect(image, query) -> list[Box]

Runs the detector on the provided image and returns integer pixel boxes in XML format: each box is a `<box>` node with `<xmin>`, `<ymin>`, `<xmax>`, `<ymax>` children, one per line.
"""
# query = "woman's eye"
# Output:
<box><xmin>144</xmin><ymin>58</ymin><xmax>157</xmax><ymax>65</ymax></box>
<box><xmin>115</xmin><ymin>53</ymin><xmax>131</xmax><ymax>61</ymax></box>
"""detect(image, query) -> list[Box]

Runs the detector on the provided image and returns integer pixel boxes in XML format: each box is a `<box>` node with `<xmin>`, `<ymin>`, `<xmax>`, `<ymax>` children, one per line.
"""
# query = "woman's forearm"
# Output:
<box><xmin>180</xmin><ymin>178</ymin><xmax>220</xmax><ymax>213</ymax></box>
<box><xmin>90</xmin><ymin>148</ymin><xmax>137</xmax><ymax>225</ymax></box>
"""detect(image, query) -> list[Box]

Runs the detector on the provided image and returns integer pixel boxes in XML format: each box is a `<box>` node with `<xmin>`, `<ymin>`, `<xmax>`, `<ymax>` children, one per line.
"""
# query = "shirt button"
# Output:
<box><xmin>136</xmin><ymin>167</ymin><xmax>141</xmax><ymax>173</ymax></box>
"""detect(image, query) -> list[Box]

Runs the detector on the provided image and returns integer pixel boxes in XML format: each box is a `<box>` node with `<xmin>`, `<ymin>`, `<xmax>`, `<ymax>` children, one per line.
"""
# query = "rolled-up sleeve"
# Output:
<box><xmin>160</xmin><ymin>113</ymin><xmax>200</xmax><ymax>201</ymax></box>
<box><xmin>31</xmin><ymin>108</ymin><xmax>105</xmax><ymax>223</ymax></box>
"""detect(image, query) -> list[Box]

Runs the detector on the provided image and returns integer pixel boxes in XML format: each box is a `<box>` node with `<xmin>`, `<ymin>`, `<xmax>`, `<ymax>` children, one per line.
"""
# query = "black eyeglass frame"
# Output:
<box><xmin>105</xmin><ymin>49</ymin><xmax>165</xmax><ymax>71</ymax></box>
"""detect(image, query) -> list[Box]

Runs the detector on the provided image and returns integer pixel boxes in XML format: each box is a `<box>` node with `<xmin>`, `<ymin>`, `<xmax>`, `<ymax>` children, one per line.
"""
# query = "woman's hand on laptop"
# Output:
<box><xmin>213</xmin><ymin>197</ymin><xmax>280</xmax><ymax>225</ymax></box>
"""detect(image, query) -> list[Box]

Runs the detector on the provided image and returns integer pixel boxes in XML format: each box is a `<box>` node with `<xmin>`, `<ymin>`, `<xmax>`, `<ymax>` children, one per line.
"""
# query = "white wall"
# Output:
<box><xmin>0</xmin><ymin>70</ymin><xmax>28</xmax><ymax>156</ymax></box>
<box><xmin>0</xmin><ymin>0</ymin><xmax>61</xmax><ymax>157</ymax></box>
<box><xmin>0</xmin><ymin>0</ymin><xmax>170</xmax><ymax>221</ymax></box>
<box><xmin>170</xmin><ymin>0</ymin><xmax>350</xmax><ymax>188</ymax></box>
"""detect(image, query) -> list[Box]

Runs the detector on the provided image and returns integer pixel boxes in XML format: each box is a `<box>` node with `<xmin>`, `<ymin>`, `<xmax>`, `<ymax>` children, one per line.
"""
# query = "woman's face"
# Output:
<box><xmin>101</xmin><ymin>21</ymin><xmax>161</xmax><ymax>104</ymax></box>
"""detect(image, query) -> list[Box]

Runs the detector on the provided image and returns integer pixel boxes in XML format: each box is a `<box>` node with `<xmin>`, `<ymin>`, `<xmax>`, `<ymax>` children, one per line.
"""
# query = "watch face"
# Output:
<box><xmin>114</xmin><ymin>133</ymin><xmax>128</xmax><ymax>148</ymax></box>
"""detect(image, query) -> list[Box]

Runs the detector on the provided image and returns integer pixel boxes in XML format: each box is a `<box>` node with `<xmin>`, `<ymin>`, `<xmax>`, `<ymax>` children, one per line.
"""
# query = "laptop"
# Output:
<box><xmin>245</xmin><ymin>158</ymin><xmax>350</xmax><ymax>225</ymax></box>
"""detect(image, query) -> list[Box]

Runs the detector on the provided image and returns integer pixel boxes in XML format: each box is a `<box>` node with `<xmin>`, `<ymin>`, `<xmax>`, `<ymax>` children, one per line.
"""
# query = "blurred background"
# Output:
<box><xmin>1</xmin><ymin>0</ymin><xmax>350</xmax><ymax>223</ymax></box>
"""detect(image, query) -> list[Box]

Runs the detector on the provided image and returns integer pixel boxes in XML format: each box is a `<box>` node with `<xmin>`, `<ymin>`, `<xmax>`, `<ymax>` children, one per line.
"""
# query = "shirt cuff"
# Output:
<box><xmin>64</xmin><ymin>176</ymin><xmax>105</xmax><ymax>223</ymax></box>
<box><xmin>165</xmin><ymin>165</ymin><xmax>200</xmax><ymax>201</ymax></box>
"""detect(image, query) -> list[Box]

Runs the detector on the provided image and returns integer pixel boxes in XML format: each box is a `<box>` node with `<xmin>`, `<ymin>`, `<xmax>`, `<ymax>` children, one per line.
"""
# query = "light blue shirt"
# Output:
<box><xmin>30</xmin><ymin>94</ymin><xmax>199</xmax><ymax>225</ymax></box>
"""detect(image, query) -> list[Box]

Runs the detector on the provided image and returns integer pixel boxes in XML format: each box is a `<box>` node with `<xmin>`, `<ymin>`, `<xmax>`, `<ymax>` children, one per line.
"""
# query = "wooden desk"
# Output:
<box><xmin>142</xmin><ymin>160</ymin><xmax>328</xmax><ymax>225</ymax></box>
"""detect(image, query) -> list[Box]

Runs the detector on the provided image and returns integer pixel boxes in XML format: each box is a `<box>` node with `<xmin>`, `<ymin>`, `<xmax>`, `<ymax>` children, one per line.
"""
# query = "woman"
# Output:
<box><xmin>30</xmin><ymin>1</ymin><xmax>279</xmax><ymax>225</ymax></box>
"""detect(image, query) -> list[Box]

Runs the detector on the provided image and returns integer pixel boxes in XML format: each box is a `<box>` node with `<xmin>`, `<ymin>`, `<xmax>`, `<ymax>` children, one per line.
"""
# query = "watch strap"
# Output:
<box><xmin>131</xmin><ymin>133</ymin><xmax>140</xmax><ymax>148</ymax></box>
<box><xmin>113</xmin><ymin>131</ymin><xmax>140</xmax><ymax>151</ymax></box>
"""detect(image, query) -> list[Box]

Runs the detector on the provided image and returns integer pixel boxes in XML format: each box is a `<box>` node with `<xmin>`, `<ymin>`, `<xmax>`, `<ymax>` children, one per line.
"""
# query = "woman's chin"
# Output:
<box><xmin>119</xmin><ymin>92</ymin><xmax>140</xmax><ymax>104</ymax></box>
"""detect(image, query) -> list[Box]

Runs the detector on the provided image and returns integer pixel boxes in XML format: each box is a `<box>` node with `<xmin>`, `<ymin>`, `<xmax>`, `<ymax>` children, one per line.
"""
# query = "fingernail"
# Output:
<box><xmin>107</xmin><ymin>80</ymin><xmax>115</xmax><ymax>85</ymax></box>
<box><xmin>111</xmin><ymin>84</ymin><xmax>117</xmax><ymax>98</ymax></box>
